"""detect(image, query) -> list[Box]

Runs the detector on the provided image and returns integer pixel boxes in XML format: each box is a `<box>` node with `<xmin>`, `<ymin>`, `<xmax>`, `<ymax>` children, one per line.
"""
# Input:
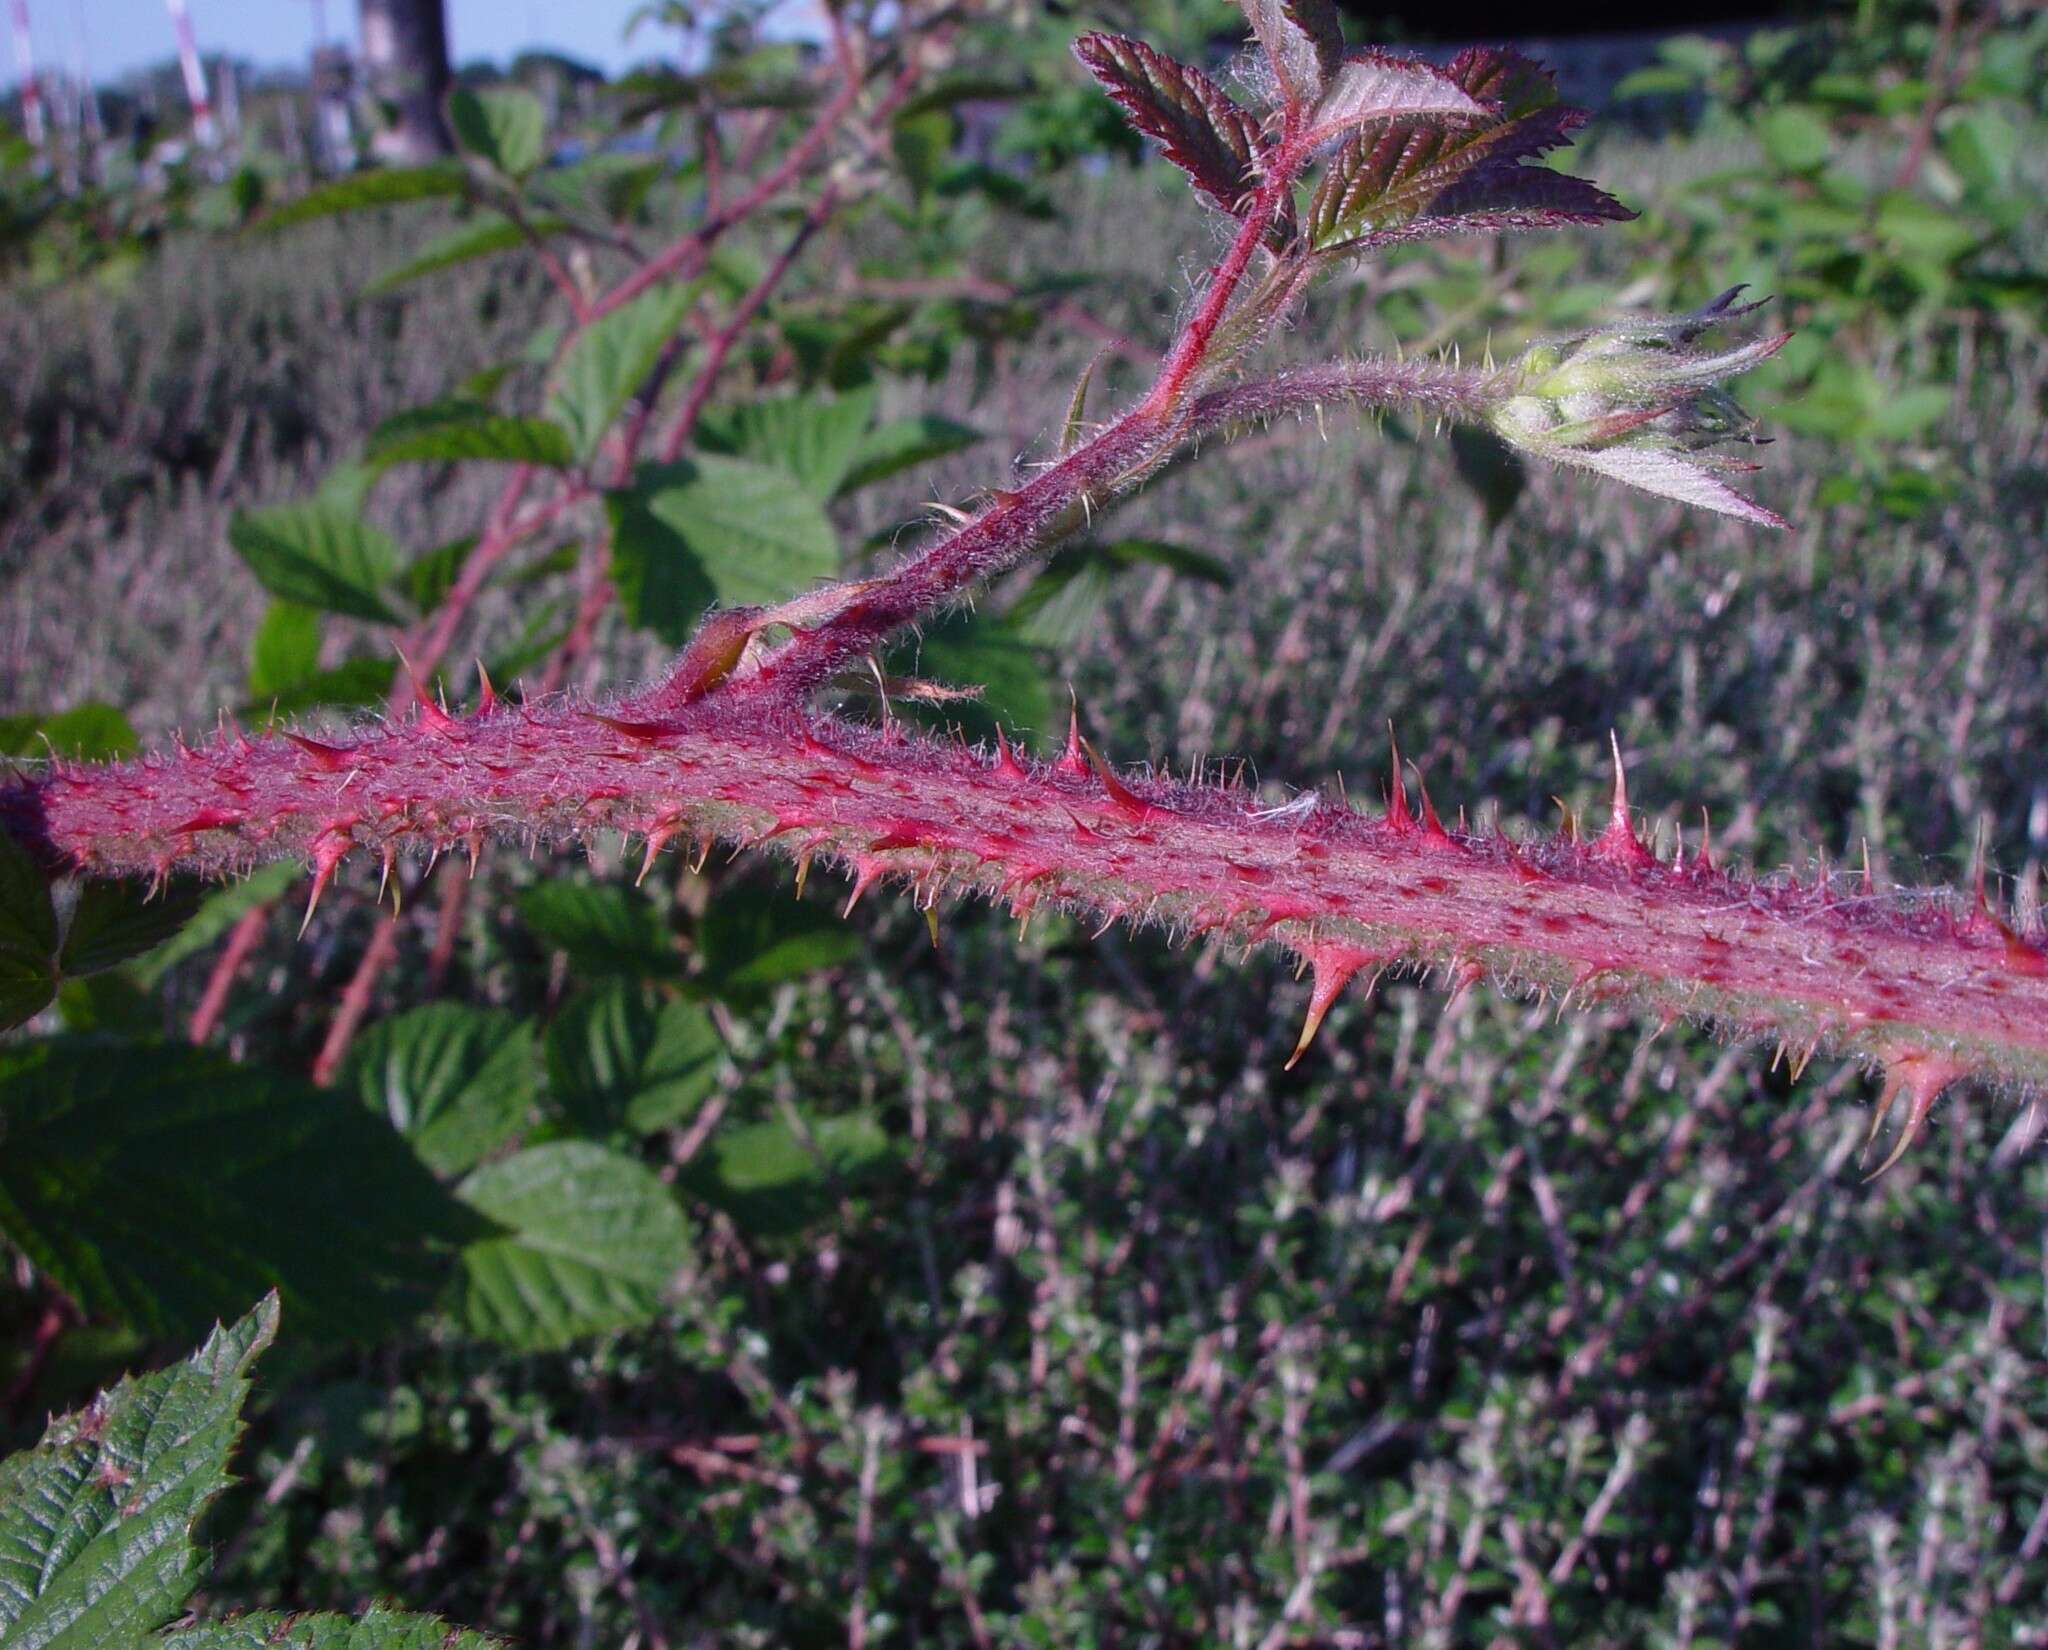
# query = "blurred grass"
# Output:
<box><xmin>7</xmin><ymin>116</ymin><xmax>2048</xmax><ymax>1645</ymax></box>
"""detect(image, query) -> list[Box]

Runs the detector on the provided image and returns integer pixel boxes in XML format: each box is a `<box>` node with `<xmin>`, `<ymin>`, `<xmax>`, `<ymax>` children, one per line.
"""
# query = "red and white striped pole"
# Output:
<box><xmin>163</xmin><ymin>0</ymin><xmax>214</xmax><ymax>147</ymax></box>
<box><xmin>6</xmin><ymin>0</ymin><xmax>46</xmax><ymax>151</ymax></box>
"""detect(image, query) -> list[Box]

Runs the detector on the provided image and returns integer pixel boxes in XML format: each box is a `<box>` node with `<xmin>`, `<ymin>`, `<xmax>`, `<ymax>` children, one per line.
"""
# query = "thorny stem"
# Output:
<box><xmin>14</xmin><ymin>699</ymin><xmax>2048</xmax><ymax>1117</ymax></box>
<box><xmin>312</xmin><ymin>465</ymin><xmax>569</xmax><ymax>1073</ymax></box>
<box><xmin>720</xmin><ymin>125</ymin><xmax>1349</xmax><ymax>699</ymax></box>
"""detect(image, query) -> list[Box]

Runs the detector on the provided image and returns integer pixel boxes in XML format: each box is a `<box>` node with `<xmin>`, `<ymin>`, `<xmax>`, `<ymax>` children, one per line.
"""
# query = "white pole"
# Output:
<box><xmin>163</xmin><ymin>0</ymin><xmax>214</xmax><ymax>147</ymax></box>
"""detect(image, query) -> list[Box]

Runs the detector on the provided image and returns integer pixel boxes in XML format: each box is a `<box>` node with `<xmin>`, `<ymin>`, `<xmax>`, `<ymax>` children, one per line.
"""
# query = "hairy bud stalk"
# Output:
<box><xmin>12</xmin><ymin>701</ymin><xmax>2047</xmax><ymax>1128</ymax></box>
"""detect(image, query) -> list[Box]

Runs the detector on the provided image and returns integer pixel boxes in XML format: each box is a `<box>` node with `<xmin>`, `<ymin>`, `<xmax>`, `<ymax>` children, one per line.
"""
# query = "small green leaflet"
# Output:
<box><xmin>362</xmin><ymin>214</ymin><xmax>562</xmax><ymax>296</ymax></box>
<box><xmin>519</xmin><ymin>880</ymin><xmax>682</xmax><ymax>978</ymax></box>
<box><xmin>693</xmin><ymin>388</ymin><xmax>880</xmax><ymax>497</ymax></box>
<box><xmin>694</xmin><ymin>388</ymin><xmax>983</xmax><ymax>498</ymax></box>
<box><xmin>546</xmin><ymin>981</ymin><xmax>723</xmax><ymax>1137</ymax></box>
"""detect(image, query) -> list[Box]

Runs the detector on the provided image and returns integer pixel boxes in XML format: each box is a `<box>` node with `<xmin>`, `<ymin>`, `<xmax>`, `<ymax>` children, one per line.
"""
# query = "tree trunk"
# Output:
<box><xmin>358</xmin><ymin>0</ymin><xmax>452</xmax><ymax>161</ymax></box>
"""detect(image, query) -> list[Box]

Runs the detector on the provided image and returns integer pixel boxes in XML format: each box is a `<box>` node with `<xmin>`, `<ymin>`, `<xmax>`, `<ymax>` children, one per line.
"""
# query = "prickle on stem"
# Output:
<box><xmin>1591</xmin><ymin>732</ymin><xmax>1657</xmax><ymax>870</ymax></box>
<box><xmin>1285</xmin><ymin>944</ymin><xmax>1387</xmax><ymax>1070</ymax></box>
<box><xmin>1861</xmin><ymin>1049</ymin><xmax>1968</xmax><ymax>1180</ymax></box>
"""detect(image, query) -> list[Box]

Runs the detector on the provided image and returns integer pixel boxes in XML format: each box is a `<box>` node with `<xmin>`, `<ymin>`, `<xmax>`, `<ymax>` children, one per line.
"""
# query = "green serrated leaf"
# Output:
<box><xmin>345</xmin><ymin>1004</ymin><xmax>537</xmax><ymax>1177</ymax></box>
<box><xmin>0</xmin><ymin>829</ymin><xmax>60</xmax><ymax>966</ymax></box>
<box><xmin>519</xmin><ymin>881</ymin><xmax>680</xmax><ymax>977</ymax></box>
<box><xmin>838</xmin><ymin>414</ymin><xmax>983</xmax><ymax>496</ymax></box>
<box><xmin>696</xmin><ymin>884</ymin><xmax>861</xmax><ymax>1000</ymax></box>
<box><xmin>57</xmin><ymin>879</ymin><xmax>204</xmax><ymax>977</ymax></box>
<box><xmin>365</xmin><ymin>401</ymin><xmax>575</xmax><ymax>469</ymax></box>
<box><xmin>258</xmin><ymin>162</ymin><xmax>468</xmax><ymax>231</ymax></box>
<box><xmin>361</xmin><ymin>214</ymin><xmax>555</xmax><ymax>296</ymax></box>
<box><xmin>227</xmin><ymin>504</ymin><xmax>403</xmax><ymax>624</ymax></box>
<box><xmin>693</xmin><ymin>388</ymin><xmax>878</xmax><ymax>498</ymax></box>
<box><xmin>607</xmin><ymin>454</ymin><xmax>840</xmax><ymax>644</ymax></box>
<box><xmin>161</xmin><ymin>1608</ymin><xmax>501</xmax><ymax>1650</ymax></box>
<box><xmin>0</xmin><ymin>1294</ymin><xmax>277</xmax><ymax>1650</ymax></box>
<box><xmin>455</xmin><ymin>1142</ymin><xmax>693</xmax><ymax>1349</ymax></box>
<box><xmin>683</xmin><ymin>1111</ymin><xmax>895</xmax><ymax>1238</ymax></box>
<box><xmin>247</xmin><ymin>601</ymin><xmax>322</xmax><ymax>702</ymax></box>
<box><xmin>0</xmin><ymin>1042</ymin><xmax>487</xmax><ymax>1343</ymax></box>
<box><xmin>0</xmin><ymin>705</ymin><xmax>140</xmax><ymax>764</ymax></box>
<box><xmin>399</xmin><ymin>536</ymin><xmax>476</xmax><ymax>616</ymax></box>
<box><xmin>448</xmin><ymin>85</ymin><xmax>547</xmax><ymax>178</ymax></box>
<box><xmin>546</xmin><ymin>981</ymin><xmax>723</xmax><ymax>1137</ymax></box>
<box><xmin>548</xmin><ymin>284</ymin><xmax>694</xmax><ymax>462</ymax></box>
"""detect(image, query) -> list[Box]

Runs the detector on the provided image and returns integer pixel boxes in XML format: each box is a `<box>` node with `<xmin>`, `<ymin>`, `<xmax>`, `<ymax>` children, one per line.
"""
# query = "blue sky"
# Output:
<box><xmin>7</xmin><ymin>0</ymin><xmax>667</xmax><ymax>87</ymax></box>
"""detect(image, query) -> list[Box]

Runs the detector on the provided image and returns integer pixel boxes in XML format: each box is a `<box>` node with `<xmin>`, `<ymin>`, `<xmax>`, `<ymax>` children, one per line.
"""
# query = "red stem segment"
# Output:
<box><xmin>14</xmin><ymin>699</ymin><xmax>2048</xmax><ymax>1099</ymax></box>
<box><xmin>188</xmin><ymin>903</ymin><xmax>269</xmax><ymax>1045</ymax></box>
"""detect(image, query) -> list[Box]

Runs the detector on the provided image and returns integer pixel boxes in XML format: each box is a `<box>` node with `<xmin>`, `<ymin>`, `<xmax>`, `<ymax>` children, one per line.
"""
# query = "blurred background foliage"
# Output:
<box><xmin>3</xmin><ymin>0</ymin><xmax>2048</xmax><ymax>1643</ymax></box>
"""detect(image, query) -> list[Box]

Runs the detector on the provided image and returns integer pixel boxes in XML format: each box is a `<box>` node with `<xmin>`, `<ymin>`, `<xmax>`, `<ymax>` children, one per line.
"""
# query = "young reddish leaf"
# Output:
<box><xmin>1308</xmin><ymin>47</ymin><xmax>1631</xmax><ymax>252</ymax></box>
<box><xmin>1306</xmin><ymin>50</ymin><xmax>1485</xmax><ymax>145</ymax></box>
<box><xmin>1243</xmin><ymin>0</ymin><xmax>1342</xmax><ymax>108</ymax></box>
<box><xmin>1073</xmin><ymin>34</ymin><xmax>1261</xmax><ymax>218</ymax></box>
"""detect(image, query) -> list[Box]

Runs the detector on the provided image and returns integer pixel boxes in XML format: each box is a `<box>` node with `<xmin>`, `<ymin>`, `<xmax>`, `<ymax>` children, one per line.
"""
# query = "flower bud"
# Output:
<box><xmin>1486</xmin><ymin>287</ymin><xmax>1790</xmax><ymax>527</ymax></box>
